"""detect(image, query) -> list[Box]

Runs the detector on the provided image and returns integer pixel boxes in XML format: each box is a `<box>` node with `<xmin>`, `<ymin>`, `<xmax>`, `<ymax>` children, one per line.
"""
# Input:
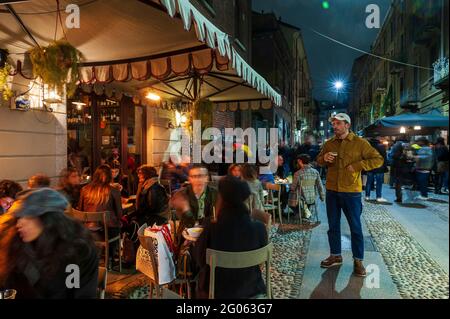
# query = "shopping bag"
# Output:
<box><xmin>136</xmin><ymin>223</ymin><xmax>176</xmax><ymax>285</ymax></box>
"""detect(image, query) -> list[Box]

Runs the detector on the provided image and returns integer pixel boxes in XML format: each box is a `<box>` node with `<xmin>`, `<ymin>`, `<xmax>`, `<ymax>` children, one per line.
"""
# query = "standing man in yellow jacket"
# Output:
<box><xmin>317</xmin><ymin>113</ymin><xmax>383</xmax><ymax>277</ymax></box>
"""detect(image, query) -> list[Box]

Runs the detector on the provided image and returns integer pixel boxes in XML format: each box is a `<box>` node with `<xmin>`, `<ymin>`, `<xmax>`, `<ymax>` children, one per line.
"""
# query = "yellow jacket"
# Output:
<box><xmin>317</xmin><ymin>132</ymin><xmax>384</xmax><ymax>193</ymax></box>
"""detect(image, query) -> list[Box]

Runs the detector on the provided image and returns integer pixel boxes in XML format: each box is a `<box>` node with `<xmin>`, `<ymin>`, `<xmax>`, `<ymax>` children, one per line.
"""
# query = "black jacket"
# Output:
<box><xmin>134</xmin><ymin>178</ymin><xmax>169</xmax><ymax>226</ymax></box>
<box><xmin>367</xmin><ymin>140</ymin><xmax>387</xmax><ymax>174</ymax></box>
<box><xmin>193</xmin><ymin>207</ymin><xmax>268</xmax><ymax>299</ymax></box>
<box><xmin>5</xmin><ymin>240</ymin><xmax>98</xmax><ymax>299</ymax></box>
<box><xmin>178</xmin><ymin>184</ymin><xmax>217</xmax><ymax>224</ymax></box>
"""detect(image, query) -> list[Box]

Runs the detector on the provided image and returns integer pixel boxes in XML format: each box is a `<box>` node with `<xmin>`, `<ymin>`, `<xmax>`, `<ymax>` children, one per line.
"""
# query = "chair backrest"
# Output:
<box><xmin>66</xmin><ymin>208</ymin><xmax>111</xmax><ymax>223</ymax></box>
<box><xmin>265</xmin><ymin>183</ymin><xmax>281</xmax><ymax>204</ymax></box>
<box><xmin>137</xmin><ymin>224</ymin><xmax>159</xmax><ymax>283</ymax></box>
<box><xmin>265</xmin><ymin>183</ymin><xmax>281</xmax><ymax>192</ymax></box>
<box><xmin>66</xmin><ymin>209</ymin><xmax>112</xmax><ymax>243</ymax></box>
<box><xmin>206</xmin><ymin>242</ymin><xmax>273</xmax><ymax>299</ymax></box>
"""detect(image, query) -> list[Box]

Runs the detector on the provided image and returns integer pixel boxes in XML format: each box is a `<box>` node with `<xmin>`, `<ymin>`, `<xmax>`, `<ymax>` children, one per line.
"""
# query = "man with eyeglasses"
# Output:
<box><xmin>172</xmin><ymin>164</ymin><xmax>218</xmax><ymax>227</ymax></box>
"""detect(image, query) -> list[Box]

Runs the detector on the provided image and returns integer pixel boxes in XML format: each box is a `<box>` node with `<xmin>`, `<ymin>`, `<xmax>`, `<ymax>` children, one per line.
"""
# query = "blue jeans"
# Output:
<box><xmin>365</xmin><ymin>172</ymin><xmax>384</xmax><ymax>198</ymax></box>
<box><xmin>326</xmin><ymin>191</ymin><xmax>364</xmax><ymax>260</ymax></box>
<box><xmin>416</xmin><ymin>171</ymin><xmax>430</xmax><ymax>197</ymax></box>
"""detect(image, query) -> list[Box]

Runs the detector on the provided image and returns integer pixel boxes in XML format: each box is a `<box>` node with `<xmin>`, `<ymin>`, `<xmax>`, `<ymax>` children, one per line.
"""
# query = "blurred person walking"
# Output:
<box><xmin>365</xmin><ymin>137</ymin><xmax>388</xmax><ymax>202</ymax></box>
<box><xmin>0</xmin><ymin>188</ymin><xmax>98</xmax><ymax>298</ymax></box>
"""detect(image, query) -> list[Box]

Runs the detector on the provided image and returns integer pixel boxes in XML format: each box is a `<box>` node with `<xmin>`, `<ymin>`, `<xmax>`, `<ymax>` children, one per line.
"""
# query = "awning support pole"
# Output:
<box><xmin>6</xmin><ymin>4</ymin><xmax>40</xmax><ymax>49</ymax></box>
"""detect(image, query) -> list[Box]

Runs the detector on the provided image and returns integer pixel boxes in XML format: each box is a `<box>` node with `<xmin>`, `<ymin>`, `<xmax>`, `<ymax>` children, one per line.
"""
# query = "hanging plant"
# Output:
<box><xmin>29</xmin><ymin>40</ymin><xmax>83</xmax><ymax>97</ymax></box>
<box><xmin>0</xmin><ymin>62</ymin><xmax>13</xmax><ymax>101</ymax></box>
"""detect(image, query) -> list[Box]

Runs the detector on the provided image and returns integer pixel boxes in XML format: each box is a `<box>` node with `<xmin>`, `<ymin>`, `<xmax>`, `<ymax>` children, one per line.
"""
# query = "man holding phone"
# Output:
<box><xmin>317</xmin><ymin>113</ymin><xmax>383</xmax><ymax>277</ymax></box>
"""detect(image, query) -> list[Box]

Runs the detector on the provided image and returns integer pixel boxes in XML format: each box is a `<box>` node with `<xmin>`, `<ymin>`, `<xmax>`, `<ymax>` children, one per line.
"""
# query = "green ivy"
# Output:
<box><xmin>29</xmin><ymin>40</ymin><xmax>83</xmax><ymax>97</ymax></box>
<box><xmin>0</xmin><ymin>63</ymin><xmax>13</xmax><ymax>101</ymax></box>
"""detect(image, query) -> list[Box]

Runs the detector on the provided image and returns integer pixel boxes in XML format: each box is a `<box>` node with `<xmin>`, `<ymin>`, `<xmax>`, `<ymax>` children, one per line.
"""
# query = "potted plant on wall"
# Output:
<box><xmin>188</xmin><ymin>99</ymin><xmax>213</xmax><ymax>132</ymax></box>
<box><xmin>29</xmin><ymin>40</ymin><xmax>83</xmax><ymax>97</ymax></box>
<box><xmin>0</xmin><ymin>48</ymin><xmax>13</xmax><ymax>101</ymax></box>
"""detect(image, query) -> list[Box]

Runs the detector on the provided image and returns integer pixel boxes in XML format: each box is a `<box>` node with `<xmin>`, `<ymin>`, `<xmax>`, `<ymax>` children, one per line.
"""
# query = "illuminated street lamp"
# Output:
<box><xmin>334</xmin><ymin>81</ymin><xmax>344</xmax><ymax>91</ymax></box>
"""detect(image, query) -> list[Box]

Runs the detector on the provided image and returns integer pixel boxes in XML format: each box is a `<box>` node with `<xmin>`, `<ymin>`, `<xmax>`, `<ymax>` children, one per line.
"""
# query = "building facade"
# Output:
<box><xmin>252</xmin><ymin>12</ymin><xmax>295</xmax><ymax>144</ymax></box>
<box><xmin>280</xmin><ymin>22</ymin><xmax>314</xmax><ymax>145</ymax></box>
<box><xmin>349</xmin><ymin>0</ymin><xmax>449</xmax><ymax>134</ymax></box>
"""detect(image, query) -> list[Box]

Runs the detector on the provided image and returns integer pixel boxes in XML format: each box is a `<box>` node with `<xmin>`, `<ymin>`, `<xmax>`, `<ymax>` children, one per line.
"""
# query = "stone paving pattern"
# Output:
<box><xmin>362</xmin><ymin>201</ymin><xmax>449</xmax><ymax>299</ymax></box>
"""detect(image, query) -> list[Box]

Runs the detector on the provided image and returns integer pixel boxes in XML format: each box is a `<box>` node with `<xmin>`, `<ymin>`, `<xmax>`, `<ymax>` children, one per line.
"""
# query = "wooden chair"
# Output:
<box><xmin>66</xmin><ymin>209</ymin><xmax>122</xmax><ymax>273</ymax></box>
<box><xmin>97</xmin><ymin>266</ymin><xmax>107</xmax><ymax>299</ymax></box>
<box><xmin>264</xmin><ymin>183</ymin><xmax>282</xmax><ymax>225</ymax></box>
<box><xmin>206</xmin><ymin>243</ymin><xmax>273</xmax><ymax>299</ymax></box>
<box><xmin>137</xmin><ymin>224</ymin><xmax>185</xmax><ymax>299</ymax></box>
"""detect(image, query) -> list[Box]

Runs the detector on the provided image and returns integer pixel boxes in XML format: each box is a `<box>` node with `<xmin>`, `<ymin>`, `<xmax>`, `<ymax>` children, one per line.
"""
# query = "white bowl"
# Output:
<box><xmin>186</xmin><ymin>227</ymin><xmax>203</xmax><ymax>238</ymax></box>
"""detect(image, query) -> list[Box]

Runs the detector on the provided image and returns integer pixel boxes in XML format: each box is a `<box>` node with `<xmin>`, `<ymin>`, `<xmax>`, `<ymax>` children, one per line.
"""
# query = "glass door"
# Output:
<box><xmin>67</xmin><ymin>94</ymin><xmax>93</xmax><ymax>179</ymax></box>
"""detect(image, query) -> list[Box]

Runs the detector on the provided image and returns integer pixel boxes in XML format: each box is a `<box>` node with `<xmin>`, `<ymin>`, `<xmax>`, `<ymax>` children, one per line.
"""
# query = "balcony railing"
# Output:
<box><xmin>433</xmin><ymin>56</ymin><xmax>449</xmax><ymax>88</ymax></box>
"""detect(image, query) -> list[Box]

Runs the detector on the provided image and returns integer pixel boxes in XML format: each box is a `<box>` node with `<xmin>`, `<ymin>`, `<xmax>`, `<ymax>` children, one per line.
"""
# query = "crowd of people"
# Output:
<box><xmin>0</xmin><ymin>111</ymin><xmax>448</xmax><ymax>299</ymax></box>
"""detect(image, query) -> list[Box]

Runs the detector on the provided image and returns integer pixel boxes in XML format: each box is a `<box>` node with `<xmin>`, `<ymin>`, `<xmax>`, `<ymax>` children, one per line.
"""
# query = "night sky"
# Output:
<box><xmin>252</xmin><ymin>0</ymin><xmax>391</xmax><ymax>101</ymax></box>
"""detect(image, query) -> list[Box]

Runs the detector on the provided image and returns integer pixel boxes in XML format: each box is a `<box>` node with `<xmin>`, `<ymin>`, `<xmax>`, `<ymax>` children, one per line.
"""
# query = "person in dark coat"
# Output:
<box><xmin>192</xmin><ymin>176</ymin><xmax>268</xmax><ymax>299</ymax></box>
<box><xmin>173</xmin><ymin>165</ymin><xmax>218</xmax><ymax>228</ymax></box>
<box><xmin>132</xmin><ymin>165</ymin><xmax>169</xmax><ymax>227</ymax></box>
<box><xmin>364</xmin><ymin>137</ymin><xmax>388</xmax><ymax>202</ymax></box>
<box><xmin>433</xmin><ymin>137</ymin><xmax>449</xmax><ymax>194</ymax></box>
<box><xmin>0</xmin><ymin>188</ymin><xmax>98</xmax><ymax>299</ymax></box>
<box><xmin>391</xmin><ymin>136</ymin><xmax>414</xmax><ymax>203</ymax></box>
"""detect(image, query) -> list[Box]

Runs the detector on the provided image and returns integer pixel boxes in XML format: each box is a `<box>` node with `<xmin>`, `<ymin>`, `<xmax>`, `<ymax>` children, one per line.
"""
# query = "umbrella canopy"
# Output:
<box><xmin>360</xmin><ymin>111</ymin><xmax>448</xmax><ymax>137</ymax></box>
<box><xmin>377</xmin><ymin>112</ymin><xmax>449</xmax><ymax>128</ymax></box>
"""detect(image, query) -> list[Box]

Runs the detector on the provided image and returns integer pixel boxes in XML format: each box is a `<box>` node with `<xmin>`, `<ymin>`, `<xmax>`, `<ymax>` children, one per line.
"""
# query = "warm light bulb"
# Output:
<box><xmin>146</xmin><ymin>92</ymin><xmax>161</xmax><ymax>101</ymax></box>
<box><xmin>414</xmin><ymin>126</ymin><xmax>421</xmax><ymax>130</ymax></box>
<box><xmin>400</xmin><ymin>127</ymin><xmax>406</xmax><ymax>134</ymax></box>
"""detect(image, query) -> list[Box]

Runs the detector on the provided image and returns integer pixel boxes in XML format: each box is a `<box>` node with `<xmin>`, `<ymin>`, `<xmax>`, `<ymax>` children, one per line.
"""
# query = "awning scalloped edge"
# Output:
<box><xmin>157</xmin><ymin>0</ymin><xmax>282</xmax><ymax>107</ymax></box>
<box><xmin>77</xmin><ymin>48</ymin><xmax>228</xmax><ymax>84</ymax></box>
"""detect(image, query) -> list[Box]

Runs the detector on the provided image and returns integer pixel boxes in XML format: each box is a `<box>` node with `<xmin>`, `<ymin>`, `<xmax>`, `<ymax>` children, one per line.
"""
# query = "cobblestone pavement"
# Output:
<box><xmin>268</xmin><ymin>224</ymin><xmax>312</xmax><ymax>299</ymax></box>
<box><xmin>362</xmin><ymin>201</ymin><xmax>449</xmax><ymax>299</ymax></box>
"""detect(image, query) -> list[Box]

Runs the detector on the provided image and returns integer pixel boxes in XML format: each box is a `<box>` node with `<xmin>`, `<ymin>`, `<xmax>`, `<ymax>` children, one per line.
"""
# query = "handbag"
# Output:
<box><xmin>300</xmin><ymin>199</ymin><xmax>312</xmax><ymax>219</ymax></box>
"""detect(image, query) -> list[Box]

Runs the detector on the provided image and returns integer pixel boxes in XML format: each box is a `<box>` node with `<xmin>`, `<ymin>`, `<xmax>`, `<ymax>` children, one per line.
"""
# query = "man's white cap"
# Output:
<box><xmin>329</xmin><ymin>113</ymin><xmax>351</xmax><ymax>124</ymax></box>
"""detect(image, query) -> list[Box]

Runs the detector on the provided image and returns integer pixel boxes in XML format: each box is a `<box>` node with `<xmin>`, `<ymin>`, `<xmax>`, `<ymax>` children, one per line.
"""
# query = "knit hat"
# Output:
<box><xmin>12</xmin><ymin>187</ymin><xmax>69</xmax><ymax>218</ymax></box>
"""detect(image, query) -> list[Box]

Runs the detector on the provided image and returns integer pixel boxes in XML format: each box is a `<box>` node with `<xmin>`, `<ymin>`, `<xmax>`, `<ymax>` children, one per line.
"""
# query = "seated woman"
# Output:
<box><xmin>0</xmin><ymin>180</ymin><xmax>23</xmax><ymax>215</ymax></box>
<box><xmin>57</xmin><ymin>167</ymin><xmax>82</xmax><ymax>209</ymax></box>
<box><xmin>78</xmin><ymin>164</ymin><xmax>122</xmax><ymax>266</ymax></box>
<box><xmin>192</xmin><ymin>176</ymin><xmax>268</xmax><ymax>299</ymax></box>
<box><xmin>131</xmin><ymin>165</ymin><xmax>169</xmax><ymax>227</ymax></box>
<box><xmin>241</xmin><ymin>164</ymin><xmax>265</xmax><ymax>211</ymax></box>
<box><xmin>227</xmin><ymin>164</ymin><xmax>242</xmax><ymax>179</ymax></box>
<box><xmin>0</xmin><ymin>188</ymin><xmax>98</xmax><ymax>298</ymax></box>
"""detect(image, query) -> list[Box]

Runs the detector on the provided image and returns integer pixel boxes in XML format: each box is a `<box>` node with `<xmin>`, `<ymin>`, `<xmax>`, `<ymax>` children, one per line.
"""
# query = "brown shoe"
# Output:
<box><xmin>353</xmin><ymin>260</ymin><xmax>367</xmax><ymax>277</ymax></box>
<box><xmin>320</xmin><ymin>255</ymin><xmax>343</xmax><ymax>268</ymax></box>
